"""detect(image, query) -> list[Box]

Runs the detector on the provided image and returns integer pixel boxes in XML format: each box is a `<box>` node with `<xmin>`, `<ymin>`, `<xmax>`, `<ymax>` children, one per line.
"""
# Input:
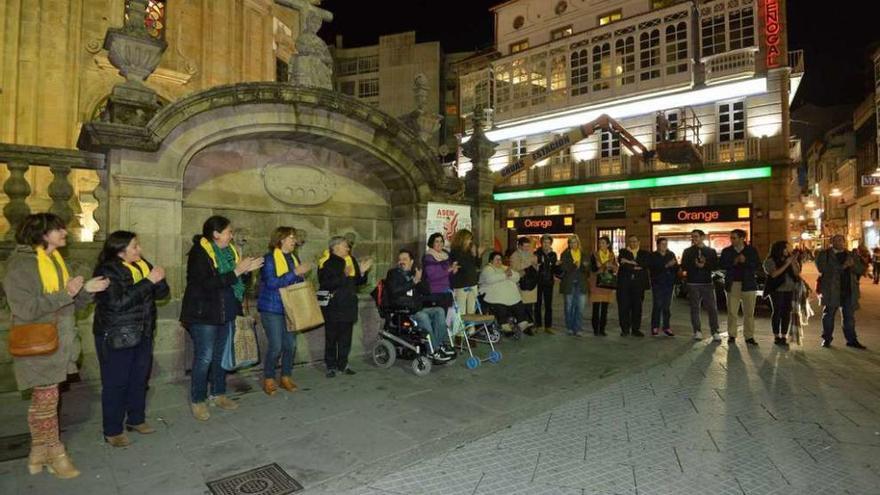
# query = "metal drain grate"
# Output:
<box><xmin>207</xmin><ymin>463</ymin><xmax>303</xmax><ymax>495</ymax></box>
<box><xmin>0</xmin><ymin>433</ymin><xmax>31</xmax><ymax>463</ymax></box>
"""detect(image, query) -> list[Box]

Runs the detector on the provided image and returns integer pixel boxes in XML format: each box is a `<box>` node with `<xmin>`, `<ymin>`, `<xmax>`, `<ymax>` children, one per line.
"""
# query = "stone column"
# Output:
<box><xmin>48</xmin><ymin>163</ymin><xmax>74</xmax><ymax>227</ymax></box>
<box><xmin>92</xmin><ymin>169</ymin><xmax>109</xmax><ymax>242</ymax></box>
<box><xmin>461</xmin><ymin>111</ymin><xmax>498</xmax><ymax>251</ymax></box>
<box><xmin>2</xmin><ymin>160</ymin><xmax>31</xmax><ymax>240</ymax></box>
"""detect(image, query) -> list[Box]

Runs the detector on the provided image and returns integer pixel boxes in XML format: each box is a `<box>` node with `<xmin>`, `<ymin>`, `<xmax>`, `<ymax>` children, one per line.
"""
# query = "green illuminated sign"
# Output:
<box><xmin>493</xmin><ymin>166</ymin><xmax>773</xmax><ymax>201</ymax></box>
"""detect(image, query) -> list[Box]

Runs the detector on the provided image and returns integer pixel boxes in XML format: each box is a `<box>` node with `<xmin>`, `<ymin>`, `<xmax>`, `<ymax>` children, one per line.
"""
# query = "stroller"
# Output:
<box><xmin>370</xmin><ymin>279</ymin><xmax>455</xmax><ymax>376</ymax></box>
<box><xmin>448</xmin><ymin>288</ymin><xmax>503</xmax><ymax>370</ymax></box>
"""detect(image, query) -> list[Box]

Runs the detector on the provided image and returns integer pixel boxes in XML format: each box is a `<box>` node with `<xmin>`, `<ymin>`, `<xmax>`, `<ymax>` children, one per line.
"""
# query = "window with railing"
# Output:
<box><xmin>337</xmin><ymin>56</ymin><xmax>378</xmax><ymax>76</ymax></box>
<box><xmin>665</xmin><ymin>22</ymin><xmax>688</xmax><ymax>74</ymax></box>
<box><xmin>592</xmin><ymin>43</ymin><xmax>612</xmax><ymax>91</ymax></box>
<box><xmin>639</xmin><ymin>29</ymin><xmax>661</xmax><ymax>81</ymax></box>
<box><xmin>550</xmin><ymin>137</ymin><xmax>572</xmax><ymax>181</ymax></box>
<box><xmin>570</xmin><ymin>49</ymin><xmax>590</xmax><ymax>96</ymax></box>
<box><xmin>358</xmin><ymin>78</ymin><xmax>379</xmax><ymax>98</ymax></box>
<box><xmin>718</xmin><ymin>101</ymin><xmax>745</xmax><ymax>143</ymax></box>
<box><xmin>615</xmin><ymin>37</ymin><xmax>636</xmax><ymax>86</ymax></box>
<box><xmin>601</xmin><ymin>131</ymin><xmax>621</xmax><ymax>158</ymax></box>
<box><xmin>337</xmin><ymin>58</ymin><xmax>359</xmax><ymax>76</ymax></box>
<box><xmin>358</xmin><ymin>55</ymin><xmax>379</xmax><ymax>73</ymax></box>
<box><xmin>699</xmin><ymin>1</ymin><xmax>756</xmax><ymax>57</ymax></box>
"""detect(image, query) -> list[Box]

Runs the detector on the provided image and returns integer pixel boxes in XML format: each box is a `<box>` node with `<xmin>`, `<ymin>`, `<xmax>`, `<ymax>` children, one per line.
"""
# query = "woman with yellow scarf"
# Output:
<box><xmin>92</xmin><ymin>231</ymin><xmax>169</xmax><ymax>447</ymax></box>
<box><xmin>2</xmin><ymin>213</ymin><xmax>109</xmax><ymax>479</ymax></box>
<box><xmin>589</xmin><ymin>235</ymin><xmax>619</xmax><ymax>336</ymax></box>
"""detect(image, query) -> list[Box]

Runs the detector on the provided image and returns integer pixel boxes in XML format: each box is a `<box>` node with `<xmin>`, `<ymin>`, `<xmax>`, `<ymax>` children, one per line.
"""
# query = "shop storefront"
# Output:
<box><xmin>506</xmin><ymin>214</ymin><xmax>575</xmax><ymax>255</ymax></box>
<box><xmin>649</xmin><ymin>205</ymin><xmax>753</xmax><ymax>254</ymax></box>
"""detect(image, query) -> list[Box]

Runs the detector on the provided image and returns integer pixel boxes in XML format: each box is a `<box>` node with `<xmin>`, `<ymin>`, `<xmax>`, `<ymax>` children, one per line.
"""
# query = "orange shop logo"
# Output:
<box><xmin>676</xmin><ymin>210</ymin><xmax>720</xmax><ymax>222</ymax></box>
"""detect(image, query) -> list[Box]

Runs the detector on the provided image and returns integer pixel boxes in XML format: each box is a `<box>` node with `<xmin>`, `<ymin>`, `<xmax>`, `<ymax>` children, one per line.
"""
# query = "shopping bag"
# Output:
<box><xmin>222</xmin><ymin>317</ymin><xmax>260</xmax><ymax>371</ymax></box>
<box><xmin>596</xmin><ymin>271</ymin><xmax>618</xmax><ymax>290</ymax></box>
<box><xmin>279</xmin><ymin>281</ymin><xmax>325</xmax><ymax>332</ymax></box>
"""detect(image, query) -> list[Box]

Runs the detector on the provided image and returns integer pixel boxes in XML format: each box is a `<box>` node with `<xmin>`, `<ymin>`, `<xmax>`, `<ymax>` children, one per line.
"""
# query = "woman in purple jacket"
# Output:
<box><xmin>257</xmin><ymin>227</ymin><xmax>312</xmax><ymax>396</ymax></box>
<box><xmin>422</xmin><ymin>233</ymin><xmax>459</xmax><ymax>309</ymax></box>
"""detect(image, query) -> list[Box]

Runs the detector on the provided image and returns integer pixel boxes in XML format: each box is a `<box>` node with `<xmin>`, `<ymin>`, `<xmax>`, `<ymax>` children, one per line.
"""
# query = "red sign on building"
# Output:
<box><xmin>764</xmin><ymin>0</ymin><xmax>782</xmax><ymax>68</ymax></box>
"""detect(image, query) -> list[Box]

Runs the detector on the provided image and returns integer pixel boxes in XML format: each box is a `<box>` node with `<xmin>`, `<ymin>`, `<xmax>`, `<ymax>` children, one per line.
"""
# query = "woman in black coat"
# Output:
<box><xmin>616</xmin><ymin>234</ymin><xmax>652</xmax><ymax>337</ymax></box>
<box><xmin>319</xmin><ymin>235</ymin><xmax>372</xmax><ymax>377</ymax></box>
<box><xmin>93</xmin><ymin>231</ymin><xmax>169</xmax><ymax>447</ymax></box>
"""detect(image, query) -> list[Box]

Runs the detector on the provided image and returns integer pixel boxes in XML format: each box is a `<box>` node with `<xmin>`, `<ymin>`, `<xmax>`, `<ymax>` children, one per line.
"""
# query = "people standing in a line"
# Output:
<box><xmin>816</xmin><ymin>235</ymin><xmax>867</xmax><ymax>349</ymax></box>
<box><xmin>2</xmin><ymin>213</ymin><xmax>110</xmax><ymax>478</ymax></box>
<box><xmin>449</xmin><ymin>229</ymin><xmax>484</xmax><ymax>314</ymax></box>
<box><xmin>534</xmin><ymin>234</ymin><xmax>559</xmax><ymax>334</ymax></box>
<box><xmin>720</xmin><ymin>229</ymin><xmax>761</xmax><ymax>346</ymax></box>
<box><xmin>589</xmin><ymin>236</ymin><xmax>618</xmax><ymax>336</ymax></box>
<box><xmin>872</xmin><ymin>247</ymin><xmax>880</xmax><ymax>285</ymax></box>
<box><xmin>617</xmin><ymin>235</ymin><xmax>651</xmax><ymax>337</ymax></box>
<box><xmin>319</xmin><ymin>236</ymin><xmax>373</xmax><ymax>377</ymax></box>
<box><xmin>92</xmin><ymin>231</ymin><xmax>169</xmax><ymax>447</ymax></box>
<box><xmin>257</xmin><ymin>227</ymin><xmax>313</xmax><ymax>396</ymax></box>
<box><xmin>681</xmin><ymin>230</ymin><xmax>720</xmax><ymax>341</ymax></box>
<box><xmin>422</xmin><ymin>233</ymin><xmax>458</xmax><ymax>310</ymax></box>
<box><xmin>648</xmin><ymin>238</ymin><xmax>677</xmax><ymax>337</ymax></box>
<box><xmin>559</xmin><ymin>235</ymin><xmax>589</xmax><ymax>336</ymax></box>
<box><xmin>181</xmin><ymin>216</ymin><xmax>264</xmax><ymax>421</ymax></box>
<box><xmin>509</xmin><ymin>236</ymin><xmax>539</xmax><ymax>335</ymax></box>
<box><xmin>763</xmin><ymin>240</ymin><xmax>801</xmax><ymax>347</ymax></box>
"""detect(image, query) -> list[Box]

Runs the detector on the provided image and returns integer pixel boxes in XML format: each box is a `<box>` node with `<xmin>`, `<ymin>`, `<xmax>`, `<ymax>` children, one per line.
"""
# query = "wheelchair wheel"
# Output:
<box><xmin>487</xmin><ymin>325</ymin><xmax>502</xmax><ymax>344</ymax></box>
<box><xmin>372</xmin><ymin>340</ymin><xmax>396</xmax><ymax>369</ymax></box>
<box><xmin>411</xmin><ymin>356</ymin><xmax>432</xmax><ymax>376</ymax></box>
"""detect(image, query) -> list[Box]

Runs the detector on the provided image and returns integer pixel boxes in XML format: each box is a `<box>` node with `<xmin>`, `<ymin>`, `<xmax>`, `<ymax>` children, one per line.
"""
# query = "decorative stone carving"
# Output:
<box><xmin>276</xmin><ymin>0</ymin><xmax>334</xmax><ymax>89</ymax></box>
<box><xmin>2</xmin><ymin>161</ymin><xmax>31</xmax><ymax>240</ymax></box>
<box><xmin>399</xmin><ymin>73</ymin><xmax>442</xmax><ymax>147</ymax></box>
<box><xmin>262</xmin><ymin>163</ymin><xmax>335</xmax><ymax>205</ymax></box>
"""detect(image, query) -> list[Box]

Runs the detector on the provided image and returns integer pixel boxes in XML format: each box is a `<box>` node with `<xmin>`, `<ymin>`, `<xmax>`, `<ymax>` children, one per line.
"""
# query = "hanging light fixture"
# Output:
<box><xmin>830</xmin><ymin>187</ymin><xmax>842</xmax><ymax>197</ymax></box>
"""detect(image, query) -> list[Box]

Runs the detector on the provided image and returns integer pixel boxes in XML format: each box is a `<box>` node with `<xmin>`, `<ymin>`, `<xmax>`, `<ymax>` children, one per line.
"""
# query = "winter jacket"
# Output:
<box><xmin>180</xmin><ymin>236</ymin><xmax>245</xmax><ymax>326</ymax></box>
<box><xmin>559</xmin><ymin>248</ymin><xmax>589</xmax><ymax>295</ymax></box>
<box><xmin>535</xmin><ymin>249</ymin><xmax>559</xmax><ymax>287</ymax></box>
<box><xmin>719</xmin><ymin>244</ymin><xmax>761</xmax><ymax>292</ymax></box>
<box><xmin>681</xmin><ymin>245</ymin><xmax>718</xmax><ymax>284</ymax></box>
<box><xmin>649</xmin><ymin>250</ymin><xmax>678</xmax><ymax>288</ymax></box>
<box><xmin>385</xmin><ymin>266</ymin><xmax>431</xmax><ymax>312</ymax></box>
<box><xmin>617</xmin><ymin>248</ymin><xmax>652</xmax><ymax>290</ymax></box>
<box><xmin>92</xmin><ymin>258</ymin><xmax>170</xmax><ymax>344</ymax></box>
<box><xmin>256</xmin><ymin>251</ymin><xmax>304</xmax><ymax>315</ymax></box>
<box><xmin>422</xmin><ymin>252</ymin><xmax>452</xmax><ymax>294</ymax></box>
<box><xmin>479</xmin><ymin>264</ymin><xmax>522</xmax><ymax>306</ymax></box>
<box><xmin>450</xmin><ymin>248</ymin><xmax>480</xmax><ymax>288</ymax></box>
<box><xmin>318</xmin><ymin>254</ymin><xmax>366</xmax><ymax>323</ymax></box>
<box><xmin>816</xmin><ymin>248</ymin><xmax>866</xmax><ymax>308</ymax></box>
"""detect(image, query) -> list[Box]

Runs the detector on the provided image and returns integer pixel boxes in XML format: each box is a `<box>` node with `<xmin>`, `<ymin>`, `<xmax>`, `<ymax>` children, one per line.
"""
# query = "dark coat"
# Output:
<box><xmin>719</xmin><ymin>244</ymin><xmax>761</xmax><ymax>292</ymax></box>
<box><xmin>449</xmin><ymin>248</ymin><xmax>480</xmax><ymax>288</ymax></box>
<box><xmin>649</xmin><ymin>250</ymin><xmax>678</xmax><ymax>288</ymax></box>
<box><xmin>318</xmin><ymin>254</ymin><xmax>366</xmax><ymax>323</ymax></box>
<box><xmin>180</xmin><ymin>236</ymin><xmax>245</xmax><ymax>326</ymax></box>
<box><xmin>385</xmin><ymin>266</ymin><xmax>430</xmax><ymax>312</ymax></box>
<box><xmin>559</xmin><ymin>248</ymin><xmax>589</xmax><ymax>295</ymax></box>
<box><xmin>681</xmin><ymin>245</ymin><xmax>718</xmax><ymax>284</ymax></box>
<box><xmin>617</xmin><ymin>248</ymin><xmax>651</xmax><ymax>290</ymax></box>
<box><xmin>92</xmin><ymin>258</ymin><xmax>170</xmax><ymax>342</ymax></box>
<box><xmin>816</xmin><ymin>248</ymin><xmax>866</xmax><ymax>308</ymax></box>
<box><xmin>535</xmin><ymin>249</ymin><xmax>559</xmax><ymax>287</ymax></box>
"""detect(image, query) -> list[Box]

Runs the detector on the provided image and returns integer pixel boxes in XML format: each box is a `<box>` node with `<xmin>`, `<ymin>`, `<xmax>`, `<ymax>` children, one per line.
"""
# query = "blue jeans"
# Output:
<box><xmin>413</xmin><ymin>306</ymin><xmax>448</xmax><ymax>349</ymax></box>
<box><xmin>95</xmin><ymin>334</ymin><xmax>152</xmax><ymax>436</ymax></box>
<box><xmin>189</xmin><ymin>322</ymin><xmax>231</xmax><ymax>403</ymax></box>
<box><xmin>651</xmin><ymin>283</ymin><xmax>673</xmax><ymax>330</ymax></box>
<box><xmin>261</xmin><ymin>312</ymin><xmax>297</xmax><ymax>379</ymax></box>
<box><xmin>821</xmin><ymin>300</ymin><xmax>858</xmax><ymax>344</ymax></box>
<box><xmin>564</xmin><ymin>279</ymin><xmax>587</xmax><ymax>334</ymax></box>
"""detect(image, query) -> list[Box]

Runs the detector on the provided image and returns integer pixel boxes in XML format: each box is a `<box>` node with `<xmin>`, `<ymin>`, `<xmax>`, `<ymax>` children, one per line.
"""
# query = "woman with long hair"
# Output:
<box><xmin>2</xmin><ymin>213</ymin><xmax>109</xmax><ymax>478</ymax></box>
<box><xmin>559</xmin><ymin>235</ymin><xmax>589</xmax><ymax>336</ymax></box>
<box><xmin>449</xmin><ymin>229</ymin><xmax>483</xmax><ymax>314</ymax></box>
<box><xmin>180</xmin><ymin>216</ymin><xmax>264</xmax><ymax>420</ymax></box>
<box><xmin>763</xmin><ymin>240</ymin><xmax>801</xmax><ymax>346</ymax></box>
<box><xmin>256</xmin><ymin>227</ymin><xmax>312</xmax><ymax>395</ymax></box>
<box><xmin>93</xmin><ymin>231</ymin><xmax>169</xmax><ymax>447</ymax></box>
<box><xmin>589</xmin><ymin>236</ymin><xmax>618</xmax><ymax>336</ymax></box>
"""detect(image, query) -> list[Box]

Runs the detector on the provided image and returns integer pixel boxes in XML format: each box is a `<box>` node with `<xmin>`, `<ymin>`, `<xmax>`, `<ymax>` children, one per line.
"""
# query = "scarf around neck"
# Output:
<box><xmin>597</xmin><ymin>249</ymin><xmax>612</xmax><ymax>265</ymax></box>
<box><xmin>426</xmin><ymin>248</ymin><xmax>449</xmax><ymax>262</ymax></box>
<box><xmin>36</xmin><ymin>247</ymin><xmax>70</xmax><ymax>294</ymax></box>
<box><xmin>200</xmin><ymin>237</ymin><xmax>244</xmax><ymax>302</ymax></box>
<box><xmin>123</xmin><ymin>259</ymin><xmax>151</xmax><ymax>283</ymax></box>
<box><xmin>273</xmin><ymin>248</ymin><xmax>300</xmax><ymax>277</ymax></box>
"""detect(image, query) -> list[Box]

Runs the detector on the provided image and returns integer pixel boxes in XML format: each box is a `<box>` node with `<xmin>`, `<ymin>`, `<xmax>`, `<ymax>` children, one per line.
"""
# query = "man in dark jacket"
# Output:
<box><xmin>534</xmin><ymin>235</ymin><xmax>559</xmax><ymax>334</ymax></box>
<box><xmin>648</xmin><ymin>237</ymin><xmax>677</xmax><ymax>337</ymax></box>
<box><xmin>719</xmin><ymin>229</ymin><xmax>760</xmax><ymax>346</ymax></box>
<box><xmin>617</xmin><ymin>234</ymin><xmax>651</xmax><ymax>337</ymax></box>
<box><xmin>681</xmin><ymin>229</ymin><xmax>720</xmax><ymax>341</ymax></box>
<box><xmin>386</xmin><ymin>249</ymin><xmax>453</xmax><ymax>359</ymax></box>
<box><xmin>816</xmin><ymin>235</ymin><xmax>867</xmax><ymax>349</ymax></box>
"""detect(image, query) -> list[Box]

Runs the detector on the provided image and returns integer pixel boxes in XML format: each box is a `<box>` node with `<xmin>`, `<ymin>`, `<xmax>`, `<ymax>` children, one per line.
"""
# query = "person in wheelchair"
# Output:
<box><xmin>385</xmin><ymin>249</ymin><xmax>455</xmax><ymax>360</ymax></box>
<box><xmin>479</xmin><ymin>251</ymin><xmax>535</xmax><ymax>335</ymax></box>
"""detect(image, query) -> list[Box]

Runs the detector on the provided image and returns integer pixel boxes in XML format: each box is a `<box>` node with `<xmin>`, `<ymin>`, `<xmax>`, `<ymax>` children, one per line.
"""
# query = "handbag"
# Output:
<box><xmin>8</xmin><ymin>321</ymin><xmax>58</xmax><ymax>357</ymax></box>
<box><xmin>518</xmin><ymin>266</ymin><xmax>539</xmax><ymax>291</ymax></box>
<box><xmin>222</xmin><ymin>299</ymin><xmax>260</xmax><ymax>371</ymax></box>
<box><xmin>280</xmin><ymin>281</ymin><xmax>325</xmax><ymax>331</ymax></box>
<box><xmin>596</xmin><ymin>270</ymin><xmax>618</xmax><ymax>290</ymax></box>
<box><xmin>105</xmin><ymin>325</ymin><xmax>143</xmax><ymax>350</ymax></box>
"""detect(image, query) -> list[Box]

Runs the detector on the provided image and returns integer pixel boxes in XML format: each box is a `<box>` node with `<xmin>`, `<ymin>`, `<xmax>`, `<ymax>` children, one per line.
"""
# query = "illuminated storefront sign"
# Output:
<box><xmin>650</xmin><ymin>205</ymin><xmax>752</xmax><ymax>224</ymax></box>
<box><xmin>506</xmin><ymin>215</ymin><xmax>575</xmax><ymax>234</ymax></box>
<box><xmin>764</xmin><ymin>0</ymin><xmax>782</xmax><ymax>68</ymax></box>
<box><xmin>493</xmin><ymin>166</ymin><xmax>772</xmax><ymax>201</ymax></box>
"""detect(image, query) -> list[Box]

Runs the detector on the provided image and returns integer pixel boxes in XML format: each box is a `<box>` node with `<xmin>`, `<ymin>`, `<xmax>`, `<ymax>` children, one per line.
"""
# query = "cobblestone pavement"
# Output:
<box><xmin>1</xmin><ymin>264</ymin><xmax>879</xmax><ymax>495</ymax></box>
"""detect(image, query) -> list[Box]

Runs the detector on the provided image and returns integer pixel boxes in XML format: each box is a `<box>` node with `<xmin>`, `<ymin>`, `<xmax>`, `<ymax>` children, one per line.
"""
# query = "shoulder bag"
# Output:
<box><xmin>8</xmin><ymin>317</ymin><xmax>58</xmax><ymax>357</ymax></box>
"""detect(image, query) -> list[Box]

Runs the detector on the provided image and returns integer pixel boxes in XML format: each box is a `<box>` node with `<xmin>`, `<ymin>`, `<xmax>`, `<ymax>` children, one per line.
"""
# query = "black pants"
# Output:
<box><xmin>874</xmin><ymin>262</ymin><xmax>880</xmax><ymax>284</ymax></box>
<box><xmin>535</xmin><ymin>284</ymin><xmax>554</xmax><ymax>328</ymax></box>
<box><xmin>324</xmin><ymin>320</ymin><xmax>354</xmax><ymax>371</ymax></box>
<box><xmin>591</xmin><ymin>302</ymin><xmax>609</xmax><ymax>332</ymax></box>
<box><xmin>617</xmin><ymin>283</ymin><xmax>646</xmax><ymax>334</ymax></box>
<box><xmin>485</xmin><ymin>301</ymin><xmax>530</xmax><ymax>325</ymax></box>
<box><xmin>95</xmin><ymin>334</ymin><xmax>152</xmax><ymax>437</ymax></box>
<box><xmin>769</xmin><ymin>291</ymin><xmax>793</xmax><ymax>336</ymax></box>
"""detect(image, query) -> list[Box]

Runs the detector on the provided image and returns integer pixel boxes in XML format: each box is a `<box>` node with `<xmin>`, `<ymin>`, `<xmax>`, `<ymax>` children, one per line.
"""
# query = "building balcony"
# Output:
<box><xmin>788</xmin><ymin>50</ymin><xmax>805</xmax><ymax>76</ymax></box>
<box><xmin>702</xmin><ymin>48</ymin><xmax>757</xmax><ymax>85</ymax></box>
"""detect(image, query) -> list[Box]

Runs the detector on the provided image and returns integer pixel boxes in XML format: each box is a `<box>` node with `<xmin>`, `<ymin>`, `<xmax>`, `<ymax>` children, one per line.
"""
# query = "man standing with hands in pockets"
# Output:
<box><xmin>816</xmin><ymin>234</ymin><xmax>867</xmax><ymax>349</ymax></box>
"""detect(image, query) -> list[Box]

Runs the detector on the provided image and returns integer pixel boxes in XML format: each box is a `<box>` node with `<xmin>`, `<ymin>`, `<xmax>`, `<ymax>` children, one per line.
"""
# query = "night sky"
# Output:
<box><xmin>319</xmin><ymin>0</ymin><xmax>878</xmax><ymax>108</ymax></box>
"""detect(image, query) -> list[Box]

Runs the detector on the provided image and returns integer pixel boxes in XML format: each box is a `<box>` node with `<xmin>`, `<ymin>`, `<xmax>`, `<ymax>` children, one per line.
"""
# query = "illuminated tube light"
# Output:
<box><xmin>463</xmin><ymin>77</ymin><xmax>768</xmax><ymax>143</ymax></box>
<box><xmin>493</xmin><ymin>166</ymin><xmax>773</xmax><ymax>201</ymax></box>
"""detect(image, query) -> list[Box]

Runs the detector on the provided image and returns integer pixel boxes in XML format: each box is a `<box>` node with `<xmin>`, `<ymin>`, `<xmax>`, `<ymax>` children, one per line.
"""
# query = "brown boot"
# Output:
<box><xmin>213</xmin><ymin>395</ymin><xmax>239</xmax><ymax>410</ymax></box>
<box><xmin>279</xmin><ymin>376</ymin><xmax>298</xmax><ymax>392</ymax></box>
<box><xmin>263</xmin><ymin>378</ymin><xmax>278</xmax><ymax>396</ymax></box>
<box><xmin>105</xmin><ymin>433</ymin><xmax>131</xmax><ymax>448</ymax></box>
<box><xmin>191</xmin><ymin>402</ymin><xmax>210</xmax><ymax>421</ymax></box>
<box><xmin>45</xmin><ymin>445</ymin><xmax>80</xmax><ymax>479</ymax></box>
<box><xmin>27</xmin><ymin>445</ymin><xmax>48</xmax><ymax>475</ymax></box>
<box><xmin>126</xmin><ymin>423</ymin><xmax>156</xmax><ymax>434</ymax></box>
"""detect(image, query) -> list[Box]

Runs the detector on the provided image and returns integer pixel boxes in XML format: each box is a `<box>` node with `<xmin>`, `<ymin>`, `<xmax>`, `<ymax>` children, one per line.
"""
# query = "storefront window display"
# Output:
<box><xmin>650</xmin><ymin>205</ymin><xmax>752</xmax><ymax>255</ymax></box>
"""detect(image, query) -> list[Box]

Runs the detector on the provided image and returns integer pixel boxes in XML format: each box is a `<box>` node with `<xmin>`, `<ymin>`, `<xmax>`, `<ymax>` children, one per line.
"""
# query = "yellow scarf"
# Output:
<box><xmin>36</xmin><ymin>247</ymin><xmax>70</xmax><ymax>294</ymax></box>
<box><xmin>318</xmin><ymin>249</ymin><xmax>355</xmax><ymax>277</ymax></box>
<box><xmin>571</xmin><ymin>248</ymin><xmax>581</xmax><ymax>267</ymax></box>
<box><xmin>273</xmin><ymin>248</ymin><xmax>300</xmax><ymax>277</ymax></box>
<box><xmin>123</xmin><ymin>260</ymin><xmax>151</xmax><ymax>283</ymax></box>
<box><xmin>199</xmin><ymin>237</ymin><xmax>239</xmax><ymax>268</ymax></box>
<box><xmin>597</xmin><ymin>249</ymin><xmax>612</xmax><ymax>265</ymax></box>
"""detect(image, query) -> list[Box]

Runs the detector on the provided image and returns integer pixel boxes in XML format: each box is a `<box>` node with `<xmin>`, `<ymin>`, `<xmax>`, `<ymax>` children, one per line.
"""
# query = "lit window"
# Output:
<box><xmin>701</xmin><ymin>14</ymin><xmax>726</xmax><ymax>57</ymax></box>
<box><xmin>718</xmin><ymin>101</ymin><xmax>745</xmax><ymax>143</ymax></box>
<box><xmin>550</xmin><ymin>54</ymin><xmax>568</xmax><ymax>92</ymax></box>
<box><xmin>511</xmin><ymin>138</ymin><xmax>528</xmax><ymax>162</ymax></box>
<box><xmin>510</xmin><ymin>40</ymin><xmax>529</xmax><ymax>54</ymax></box>
<box><xmin>358</xmin><ymin>78</ymin><xmax>379</xmax><ymax>98</ymax></box>
<box><xmin>551</xmin><ymin>26</ymin><xmax>573</xmax><ymax>40</ymax></box>
<box><xmin>652</xmin><ymin>0</ymin><xmax>676</xmax><ymax>8</ymax></box>
<box><xmin>639</xmin><ymin>29</ymin><xmax>660</xmax><ymax>81</ymax></box>
<box><xmin>615</xmin><ymin>37</ymin><xmax>636</xmax><ymax>86</ymax></box>
<box><xmin>570</xmin><ymin>49</ymin><xmax>590</xmax><ymax>96</ymax></box>
<box><xmin>665</xmin><ymin>22</ymin><xmax>689</xmax><ymax>75</ymax></box>
<box><xmin>592</xmin><ymin>43</ymin><xmax>611</xmax><ymax>91</ymax></box>
<box><xmin>601</xmin><ymin>131</ymin><xmax>620</xmax><ymax>158</ymax></box>
<box><xmin>598</xmin><ymin>10</ymin><xmax>622</xmax><ymax>26</ymax></box>
<box><xmin>728</xmin><ymin>7</ymin><xmax>755</xmax><ymax>50</ymax></box>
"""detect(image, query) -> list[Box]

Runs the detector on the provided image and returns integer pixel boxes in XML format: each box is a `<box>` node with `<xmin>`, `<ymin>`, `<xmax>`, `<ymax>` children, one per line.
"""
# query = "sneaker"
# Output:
<box><xmin>663</xmin><ymin>328</ymin><xmax>675</xmax><ymax>337</ymax></box>
<box><xmin>213</xmin><ymin>395</ymin><xmax>239</xmax><ymax>410</ymax></box>
<box><xmin>343</xmin><ymin>367</ymin><xmax>357</xmax><ymax>375</ymax></box>
<box><xmin>821</xmin><ymin>339</ymin><xmax>832</xmax><ymax>348</ymax></box>
<box><xmin>191</xmin><ymin>402</ymin><xmax>210</xmax><ymax>421</ymax></box>
<box><xmin>846</xmin><ymin>341</ymin><xmax>867</xmax><ymax>350</ymax></box>
<box><xmin>712</xmin><ymin>332</ymin><xmax>724</xmax><ymax>342</ymax></box>
<box><xmin>326</xmin><ymin>369</ymin><xmax>337</xmax><ymax>378</ymax></box>
<box><xmin>745</xmin><ymin>338</ymin><xmax>759</xmax><ymax>347</ymax></box>
<box><xmin>693</xmin><ymin>331</ymin><xmax>703</xmax><ymax>340</ymax></box>
<box><xmin>440</xmin><ymin>345</ymin><xmax>456</xmax><ymax>357</ymax></box>
<box><xmin>651</xmin><ymin>328</ymin><xmax>660</xmax><ymax>337</ymax></box>
<box><xmin>631</xmin><ymin>329</ymin><xmax>645</xmax><ymax>337</ymax></box>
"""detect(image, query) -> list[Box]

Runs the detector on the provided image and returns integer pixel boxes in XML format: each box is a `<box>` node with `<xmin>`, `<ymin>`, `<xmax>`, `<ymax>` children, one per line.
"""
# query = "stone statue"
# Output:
<box><xmin>276</xmin><ymin>0</ymin><xmax>334</xmax><ymax>89</ymax></box>
<box><xmin>399</xmin><ymin>73</ymin><xmax>442</xmax><ymax>147</ymax></box>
